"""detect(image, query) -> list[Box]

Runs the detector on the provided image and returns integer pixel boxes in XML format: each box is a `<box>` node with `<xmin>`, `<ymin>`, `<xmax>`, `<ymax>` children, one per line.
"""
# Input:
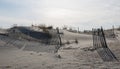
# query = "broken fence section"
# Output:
<box><xmin>92</xmin><ymin>27</ymin><xmax>118</xmax><ymax>62</ymax></box>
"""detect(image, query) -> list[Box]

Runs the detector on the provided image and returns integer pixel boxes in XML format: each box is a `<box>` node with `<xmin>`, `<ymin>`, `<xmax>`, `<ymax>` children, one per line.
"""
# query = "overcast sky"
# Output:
<box><xmin>0</xmin><ymin>0</ymin><xmax>120</xmax><ymax>30</ymax></box>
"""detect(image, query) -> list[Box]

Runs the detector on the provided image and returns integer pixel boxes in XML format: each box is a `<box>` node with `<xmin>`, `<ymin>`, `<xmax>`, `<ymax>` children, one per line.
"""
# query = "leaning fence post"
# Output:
<box><xmin>54</xmin><ymin>27</ymin><xmax>62</xmax><ymax>53</ymax></box>
<box><xmin>56</xmin><ymin>27</ymin><xmax>62</xmax><ymax>46</ymax></box>
<box><xmin>101</xmin><ymin>27</ymin><xmax>108</xmax><ymax>48</ymax></box>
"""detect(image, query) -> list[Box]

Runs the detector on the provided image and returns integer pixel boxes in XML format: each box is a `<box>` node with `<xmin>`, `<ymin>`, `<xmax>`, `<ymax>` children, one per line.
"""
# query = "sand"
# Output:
<box><xmin>0</xmin><ymin>29</ymin><xmax>120</xmax><ymax>69</ymax></box>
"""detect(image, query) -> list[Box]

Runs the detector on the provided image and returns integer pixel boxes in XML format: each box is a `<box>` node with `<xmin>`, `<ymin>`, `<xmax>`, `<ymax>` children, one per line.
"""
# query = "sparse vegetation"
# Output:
<box><xmin>75</xmin><ymin>39</ymin><xmax>78</xmax><ymax>44</ymax></box>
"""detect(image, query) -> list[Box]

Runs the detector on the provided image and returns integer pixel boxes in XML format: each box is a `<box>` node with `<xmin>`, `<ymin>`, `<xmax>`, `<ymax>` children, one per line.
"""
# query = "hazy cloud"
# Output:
<box><xmin>0</xmin><ymin>0</ymin><xmax>120</xmax><ymax>30</ymax></box>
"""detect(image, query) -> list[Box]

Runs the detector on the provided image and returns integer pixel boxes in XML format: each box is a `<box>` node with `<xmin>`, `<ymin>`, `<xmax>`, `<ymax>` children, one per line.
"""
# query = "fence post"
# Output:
<box><xmin>101</xmin><ymin>27</ymin><xmax>108</xmax><ymax>48</ymax></box>
<box><xmin>112</xmin><ymin>25</ymin><xmax>115</xmax><ymax>38</ymax></box>
<box><xmin>56</xmin><ymin>27</ymin><xmax>62</xmax><ymax>46</ymax></box>
<box><xmin>54</xmin><ymin>27</ymin><xmax>62</xmax><ymax>53</ymax></box>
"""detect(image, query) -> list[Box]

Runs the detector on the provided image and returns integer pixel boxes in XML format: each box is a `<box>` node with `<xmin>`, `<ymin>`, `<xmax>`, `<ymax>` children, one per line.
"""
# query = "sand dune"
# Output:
<box><xmin>0</xmin><ymin>28</ymin><xmax>120</xmax><ymax>69</ymax></box>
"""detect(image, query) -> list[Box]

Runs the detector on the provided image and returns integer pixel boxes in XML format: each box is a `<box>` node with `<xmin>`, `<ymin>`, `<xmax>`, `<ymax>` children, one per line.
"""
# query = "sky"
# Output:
<box><xmin>0</xmin><ymin>0</ymin><xmax>120</xmax><ymax>30</ymax></box>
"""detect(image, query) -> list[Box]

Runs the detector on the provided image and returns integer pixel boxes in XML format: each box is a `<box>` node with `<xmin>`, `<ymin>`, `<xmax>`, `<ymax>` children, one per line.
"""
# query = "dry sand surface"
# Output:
<box><xmin>0</xmin><ymin>30</ymin><xmax>120</xmax><ymax>69</ymax></box>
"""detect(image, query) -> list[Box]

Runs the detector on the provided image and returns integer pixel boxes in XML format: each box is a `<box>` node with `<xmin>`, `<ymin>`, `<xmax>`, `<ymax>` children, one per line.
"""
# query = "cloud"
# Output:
<box><xmin>0</xmin><ymin>0</ymin><xmax>120</xmax><ymax>30</ymax></box>
<box><xmin>0</xmin><ymin>16</ymin><xmax>32</xmax><ymax>28</ymax></box>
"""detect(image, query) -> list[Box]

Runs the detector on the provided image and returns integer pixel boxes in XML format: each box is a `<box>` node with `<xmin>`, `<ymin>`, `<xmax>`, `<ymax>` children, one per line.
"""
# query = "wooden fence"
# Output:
<box><xmin>92</xmin><ymin>27</ymin><xmax>118</xmax><ymax>61</ymax></box>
